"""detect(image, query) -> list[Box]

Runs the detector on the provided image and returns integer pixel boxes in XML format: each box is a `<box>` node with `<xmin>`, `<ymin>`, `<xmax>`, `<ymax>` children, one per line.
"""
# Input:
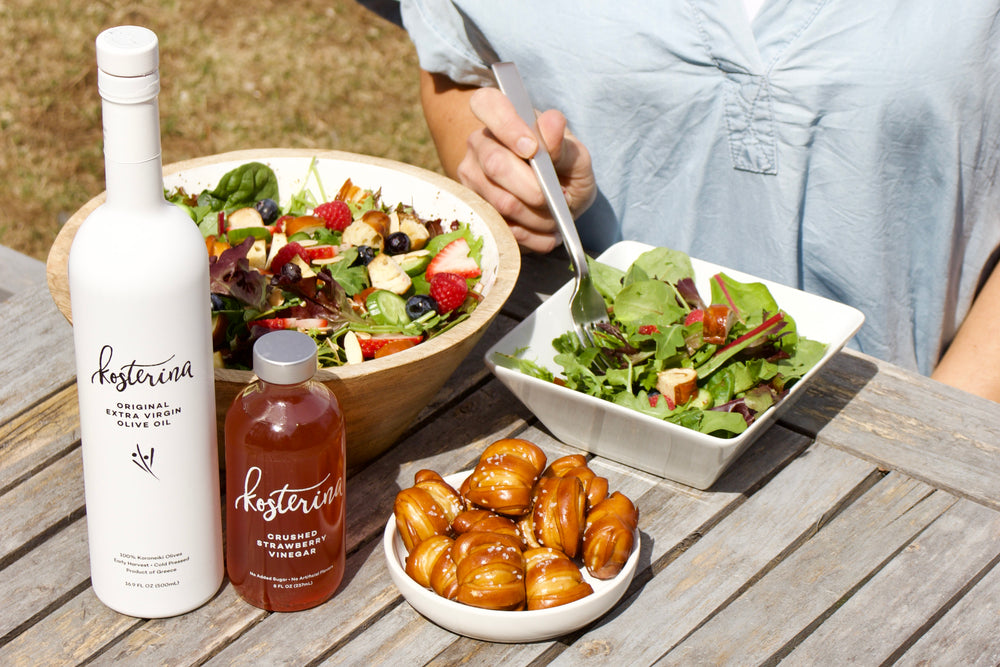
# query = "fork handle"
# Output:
<box><xmin>491</xmin><ymin>62</ymin><xmax>590</xmax><ymax>276</ymax></box>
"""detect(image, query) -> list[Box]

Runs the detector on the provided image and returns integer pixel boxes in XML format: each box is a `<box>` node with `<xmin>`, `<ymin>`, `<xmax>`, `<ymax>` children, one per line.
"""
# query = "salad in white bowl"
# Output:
<box><xmin>486</xmin><ymin>241</ymin><xmax>864</xmax><ymax>488</ymax></box>
<box><xmin>495</xmin><ymin>246</ymin><xmax>828</xmax><ymax>439</ymax></box>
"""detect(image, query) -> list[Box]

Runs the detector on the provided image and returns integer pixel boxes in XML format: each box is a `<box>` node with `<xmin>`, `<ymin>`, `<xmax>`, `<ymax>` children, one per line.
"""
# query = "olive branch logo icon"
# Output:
<box><xmin>131</xmin><ymin>444</ymin><xmax>159</xmax><ymax>479</ymax></box>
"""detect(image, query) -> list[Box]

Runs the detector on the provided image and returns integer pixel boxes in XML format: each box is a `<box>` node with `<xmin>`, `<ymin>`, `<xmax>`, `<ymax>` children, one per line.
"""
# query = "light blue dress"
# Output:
<box><xmin>398</xmin><ymin>0</ymin><xmax>1000</xmax><ymax>376</ymax></box>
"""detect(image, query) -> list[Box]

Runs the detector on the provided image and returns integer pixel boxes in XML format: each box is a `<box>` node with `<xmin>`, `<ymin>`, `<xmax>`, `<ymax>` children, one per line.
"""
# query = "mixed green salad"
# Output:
<box><xmin>166</xmin><ymin>160</ymin><xmax>486</xmax><ymax>369</ymax></box>
<box><xmin>496</xmin><ymin>247</ymin><xmax>827</xmax><ymax>438</ymax></box>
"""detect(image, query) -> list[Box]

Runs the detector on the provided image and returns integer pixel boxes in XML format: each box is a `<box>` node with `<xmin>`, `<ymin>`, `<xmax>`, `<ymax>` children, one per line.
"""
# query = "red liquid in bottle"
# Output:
<box><xmin>225</xmin><ymin>331</ymin><xmax>346</xmax><ymax>612</ymax></box>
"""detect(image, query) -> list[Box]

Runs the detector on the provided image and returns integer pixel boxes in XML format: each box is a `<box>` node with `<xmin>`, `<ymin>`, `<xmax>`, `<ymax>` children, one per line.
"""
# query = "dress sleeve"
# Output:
<box><xmin>399</xmin><ymin>0</ymin><xmax>496</xmax><ymax>87</ymax></box>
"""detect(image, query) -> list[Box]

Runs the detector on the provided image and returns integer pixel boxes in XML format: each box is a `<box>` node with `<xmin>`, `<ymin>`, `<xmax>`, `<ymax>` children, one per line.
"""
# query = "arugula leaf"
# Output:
<box><xmin>587</xmin><ymin>256</ymin><xmax>626</xmax><ymax>301</ymax></box>
<box><xmin>709</xmin><ymin>273</ymin><xmax>779</xmax><ymax>329</ymax></box>
<box><xmin>491</xmin><ymin>350</ymin><xmax>555</xmax><ymax>381</ymax></box>
<box><xmin>624</xmin><ymin>247</ymin><xmax>694</xmax><ymax>286</ymax></box>
<box><xmin>320</xmin><ymin>248</ymin><xmax>368</xmax><ymax>295</ymax></box>
<box><xmin>613</xmin><ymin>279</ymin><xmax>687</xmax><ymax>325</ymax></box>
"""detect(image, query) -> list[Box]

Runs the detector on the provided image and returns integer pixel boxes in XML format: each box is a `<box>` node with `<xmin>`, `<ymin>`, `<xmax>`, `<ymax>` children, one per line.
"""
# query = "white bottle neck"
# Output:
<box><xmin>101</xmin><ymin>96</ymin><xmax>166</xmax><ymax>207</ymax></box>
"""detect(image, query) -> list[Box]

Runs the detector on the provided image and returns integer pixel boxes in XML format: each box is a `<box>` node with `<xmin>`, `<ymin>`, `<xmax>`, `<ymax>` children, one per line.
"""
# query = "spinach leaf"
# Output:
<box><xmin>205</xmin><ymin>162</ymin><xmax>279</xmax><ymax>212</ymax></box>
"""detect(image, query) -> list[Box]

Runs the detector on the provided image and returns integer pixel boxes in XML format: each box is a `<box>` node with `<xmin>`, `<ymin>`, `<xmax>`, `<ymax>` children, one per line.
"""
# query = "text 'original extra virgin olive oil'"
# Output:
<box><xmin>225</xmin><ymin>331</ymin><xmax>347</xmax><ymax>611</ymax></box>
<box><xmin>68</xmin><ymin>26</ymin><xmax>224</xmax><ymax>617</ymax></box>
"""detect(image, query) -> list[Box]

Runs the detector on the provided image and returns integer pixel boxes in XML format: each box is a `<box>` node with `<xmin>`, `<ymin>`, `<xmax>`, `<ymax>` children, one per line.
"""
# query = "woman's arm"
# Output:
<box><xmin>419</xmin><ymin>70</ymin><xmax>483</xmax><ymax>178</ymax></box>
<box><xmin>932</xmin><ymin>261</ymin><xmax>1000</xmax><ymax>402</ymax></box>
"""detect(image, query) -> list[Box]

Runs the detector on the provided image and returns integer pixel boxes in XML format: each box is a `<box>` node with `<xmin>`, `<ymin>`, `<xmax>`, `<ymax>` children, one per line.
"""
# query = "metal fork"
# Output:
<box><xmin>490</xmin><ymin>62</ymin><xmax>612</xmax><ymax>370</ymax></box>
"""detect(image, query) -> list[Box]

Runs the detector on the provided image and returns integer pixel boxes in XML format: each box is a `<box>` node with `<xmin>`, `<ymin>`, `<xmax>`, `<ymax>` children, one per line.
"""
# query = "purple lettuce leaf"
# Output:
<box><xmin>209</xmin><ymin>237</ymin><xmax>268</xmax><ymax>310</ymax></box>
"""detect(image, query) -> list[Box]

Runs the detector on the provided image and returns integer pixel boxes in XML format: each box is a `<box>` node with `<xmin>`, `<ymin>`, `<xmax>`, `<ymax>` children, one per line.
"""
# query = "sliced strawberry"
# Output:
<box><xmin>273</xmin><ymin>215</ymin><xmax>294</xmax><ymax>233</ymax></box>
<box><xmin>425</xmin><ymin>238</ymin><xmax>481</xmax><ymax>279</ymax></box>
<box><xmin>294</xmin><ymin>318</ymin><xmax>329</xmax><ymax>330</ymax></box>
<box><xmin>249</xmin><ymin>317</ymin><xmax>295</xmax><ymax>331</ymax></box>
<box><xmin>249</xmin><ymin>317</ymin><xmax>329</xmax><ymax>331</ymax></box>
<box><xmin>684</xmin><ymin>309</ymin><xmax>704</xmax><ymax>326</ymax></box>
<box><xmin>305</xmin><ymin>245</ymin><xmax>336</xmax><ymax>261</ymax></box>
<box><xmin>355</xmin><ymin>333</ymin><xmax>423</xmax><ymax>359</ymax></box>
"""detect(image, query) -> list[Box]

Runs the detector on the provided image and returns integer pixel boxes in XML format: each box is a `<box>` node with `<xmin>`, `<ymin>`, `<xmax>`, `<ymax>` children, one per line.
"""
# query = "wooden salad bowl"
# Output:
<box><xmin>47</xmin><ymin>148</ymin><xmax>521</xmax><ymax>467</ymax></box>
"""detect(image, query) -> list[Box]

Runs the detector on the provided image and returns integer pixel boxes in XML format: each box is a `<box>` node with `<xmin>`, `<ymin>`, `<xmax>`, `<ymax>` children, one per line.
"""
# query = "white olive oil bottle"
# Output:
<box><xmin>68</xmin><ymin>25</ymin><xmax>223</xmax><ymax>617</ymax></box>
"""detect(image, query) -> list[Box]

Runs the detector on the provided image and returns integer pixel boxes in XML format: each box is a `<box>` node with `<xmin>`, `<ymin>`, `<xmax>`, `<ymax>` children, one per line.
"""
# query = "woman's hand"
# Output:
<box><xmin>455</xmin><ymin>87</ymin><xmax>596</xmax><ymax>253</ymax></box>
<box><xmin>417</xmin><ymin>71</ymin><xmax>596</xmax><ymax>254</ymax></box>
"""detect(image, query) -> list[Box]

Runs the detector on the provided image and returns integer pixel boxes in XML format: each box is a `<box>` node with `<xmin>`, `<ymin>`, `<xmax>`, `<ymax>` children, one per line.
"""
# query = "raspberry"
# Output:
<box><xmin>269</xmin><ymin>242</ymin><xmax>307</xmax><ymax>272</ymax></box>
<box><xmin>428</xmin><ymin>272</ymin><xmax>469</xmax><ymax>313</ymax></box>
<box><xmin>638</xmin><ymin>325</ymin><xmax>659</xmax><ymax>335</ymax></box>
<box><xmin>313</xmin><ymin>200</ymin><xmax>353</xmax><ymax>231</ymax></box>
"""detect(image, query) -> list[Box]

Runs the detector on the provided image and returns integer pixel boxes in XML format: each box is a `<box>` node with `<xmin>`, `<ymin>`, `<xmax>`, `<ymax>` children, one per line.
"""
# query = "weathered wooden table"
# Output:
<box><xmin>3</xmin><ymin>244</ymin><xmax>1000</xmax><ymax>665</ymax></box>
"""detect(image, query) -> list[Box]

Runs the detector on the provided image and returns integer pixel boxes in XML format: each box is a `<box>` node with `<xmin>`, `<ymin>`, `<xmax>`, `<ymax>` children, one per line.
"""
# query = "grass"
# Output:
<box><xmin>0</xmin><ymin>0</ymin><xmax>438</xmax><ymax>262</ymax></box>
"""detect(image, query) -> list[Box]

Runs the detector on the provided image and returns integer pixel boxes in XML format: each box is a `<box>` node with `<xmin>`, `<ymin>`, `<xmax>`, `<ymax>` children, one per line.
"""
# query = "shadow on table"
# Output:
<box><xmin>779</xmin><ymin>350</ymin><xmax>879</xmax><ymax>436</ymax></box>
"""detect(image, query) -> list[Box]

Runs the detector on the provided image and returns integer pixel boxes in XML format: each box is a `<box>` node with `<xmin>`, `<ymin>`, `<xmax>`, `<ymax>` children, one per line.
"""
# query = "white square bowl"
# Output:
<box><xmin>485</xmin><ymin>240</ymin><xmax>864</xmax><ymax>489</ymax></box>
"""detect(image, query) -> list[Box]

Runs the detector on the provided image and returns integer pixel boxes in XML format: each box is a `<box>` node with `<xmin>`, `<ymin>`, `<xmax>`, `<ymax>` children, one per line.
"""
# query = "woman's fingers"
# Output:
<box><xmin>462</xmin><ymin>86</ymin><xmax>596</xmax><ymax>251</ymax></box>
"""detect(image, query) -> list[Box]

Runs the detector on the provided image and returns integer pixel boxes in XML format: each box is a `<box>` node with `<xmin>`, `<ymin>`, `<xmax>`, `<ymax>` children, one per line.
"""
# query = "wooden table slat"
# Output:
<box><xmin>0</xmin><ymin>518</ymin><xmax>90</xmax><ymax>643</ymax></box>
<box><xmin>894</xmin><ymin>557</ymin><xmax>1000</xmax><ymax>667</ymax></box>
<box><xmin>0</xmin><ymin>384</ymin><xmax>80</xmax><ymax>493</ymax></box>
<box><xmin>0</xmin><ymin>590</ymin><xmax>142</xmax><ymax>667</ymax></box>
<box><xmin>656</xmin><ymin>474</ymin><xmax>957</xmax><ymax>665</ymax></box>
<box><xmin>549</xmin><ymin>443</ymin><xmax>876</xmax><ymax>666</ymax></box>
<box><xmin>0</xmin><ymin>449</ymin><xmax>85</xmax><ymax>565</ymax></box>
<box><xmin>0</xmin><ymin>286</ymin><xmax>76</xmax><ymax>424</ymax></box>
<box><xmin>784</xmin><ymin>350</ymin><xmax>1000</xmax><ymax>511</ymax></box>
<box><xmin>784</xmin><ymin>497</ymin><xmax>1000</xmax><ymax>665</ymax></box>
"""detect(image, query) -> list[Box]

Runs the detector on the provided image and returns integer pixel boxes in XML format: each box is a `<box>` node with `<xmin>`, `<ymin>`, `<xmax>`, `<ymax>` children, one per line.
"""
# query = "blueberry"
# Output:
<box><xmin>254</xmin><ymin>198</ymin><xmax>280</xmax><ymax>225</ymax></box>
<box><xmin>210</xmin><ymin>293</ymin><xmax>225</xmax><ymax>311</ymax></box>
<box><xmin>405</xmin><ymin>294</ymin><xmax>438</xmax><ymax>319</ymax></box>
<box><xmin>351</xmin><ymin>245</ymin><xmax>376</xmax><ymax>266</ymax></box>
<box><xmin>384</xmin><ymin>232</ymin><xmax>412</xmax><ymax>255</ymax></box>
<box><xmin>278</xmin><ymin>261</ymin><xmax>302</xmax><ymax>283</ymax></box>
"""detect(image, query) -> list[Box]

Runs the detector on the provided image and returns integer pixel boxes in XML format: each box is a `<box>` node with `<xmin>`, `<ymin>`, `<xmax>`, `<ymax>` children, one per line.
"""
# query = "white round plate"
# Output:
<box><xmin>383</xmin><ymin>471</ymin><xmax>639</xmax><ymax>643</ymax></box>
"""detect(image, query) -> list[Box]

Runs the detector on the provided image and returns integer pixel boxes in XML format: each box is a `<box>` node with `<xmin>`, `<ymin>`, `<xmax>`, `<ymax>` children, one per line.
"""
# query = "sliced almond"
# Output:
<box><xmin>289</xmin><ymin>254</ymin><xmax>316</xmax><ymax>279</ymax></box>
<box><xmin>312</xmin><ymin>255</ymin><xmax>345</xmax><ymax>265</ymax></box>
<box><xmin>265</xmin><ymin>232</ymin><xmax>288</xmax><ymax>270</ymax></box>
<box><xmin>343</xmin><ymin>331</ymin><xmax>364</xmax><ymax>365</ymax></box>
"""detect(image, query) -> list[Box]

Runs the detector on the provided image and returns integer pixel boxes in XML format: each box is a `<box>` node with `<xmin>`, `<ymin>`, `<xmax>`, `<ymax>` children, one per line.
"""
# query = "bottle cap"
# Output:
<box><xmin>96</xmin><ymin>26</ymin><xmax>160</xmax><ymax>103</ymax></box>
<box><xmin>253</xmin><ymin>330</ymin><xmax>319</xmax><ymax>385</ymax></box>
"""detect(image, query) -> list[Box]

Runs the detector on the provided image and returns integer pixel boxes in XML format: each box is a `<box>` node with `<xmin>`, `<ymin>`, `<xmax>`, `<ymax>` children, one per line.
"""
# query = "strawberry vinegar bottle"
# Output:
<box><xmin>225</xmin><ymin>330</ymin><xmax>346</xmax><ymax>611</ymax></box>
